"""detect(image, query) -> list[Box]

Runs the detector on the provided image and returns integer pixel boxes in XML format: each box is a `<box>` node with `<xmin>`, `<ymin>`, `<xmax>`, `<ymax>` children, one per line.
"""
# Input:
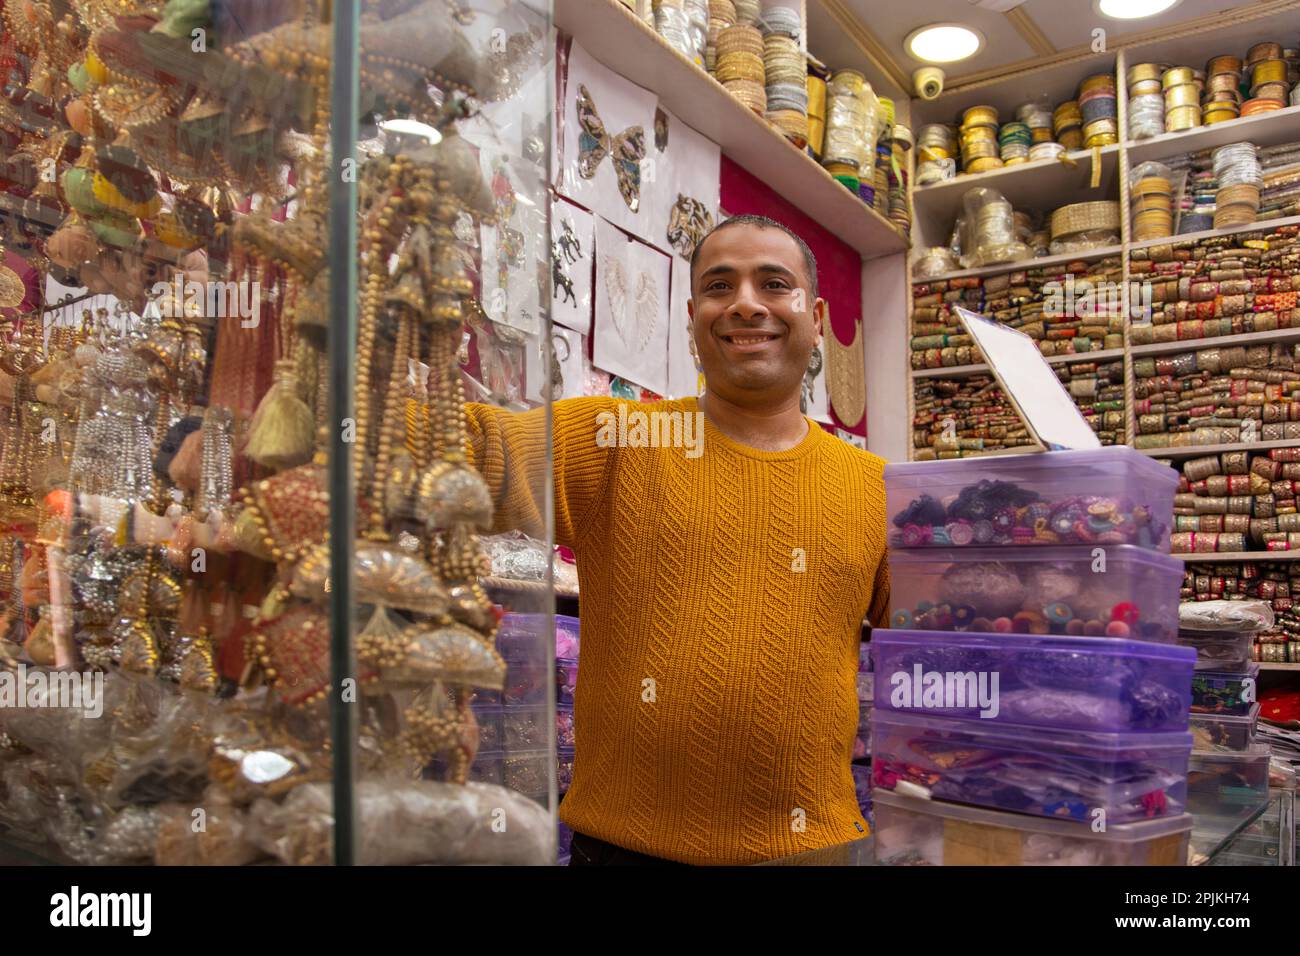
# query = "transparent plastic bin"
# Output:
<box><xmin>1190</xmin><ymin>664</ymin><xmax>1260</xmax><ymax>716</ymax></box>
<box><xmin>556</xmin><ymin>705</ymin><xmax>575</xmax><ymax>748</ymax></box>
<box><xmin>557</xmin><ymin>820</ymin><xmax>573</xmax><ymax>859</ymax></box>
<box><xmin>850</xmin><ymin>763</ymin><xmax>872</xmax><ymax>818</ymax></box>
<box><xmin>871</xmin><ymin>710</ymin><xmax>1191</xmax><ymax>823</ymax></box>
<box><xmin>468</xmin><ymin>750</ymin><xmax>552</xmax><ymax>800</ymax></box>
<box><xmin>871</xmin><ymin>630</ymin><xmax>1194</xmax><ymax>732</ymax></box>
<box><xmin>471</xmin><ymin>704</ymin><xmax>552</xmax><ymax>752</ymax></box>
<box><xmin>1189</xmin><ymin>703</ymin><xmax>1260</xmax><ymax>752</ymax></box>
<box><xmin>854</xmin><ymin>704</ymin><xmax>871</xmax><ymax>760</ymax></box>
<box><xmin>1176</xmin><ymin>629</ymin><xmax>1255</xmax><ymax>673</ymax></box>
<box><xmin>497</xmin><ymin>612</ymin><xmax>581</xmax><ymax>657</ymax></box>
<box><xmin>557</xmin><ymin>658</ymin><xmax>578</xmax><ymax>705</ymax></box>
<box><xmin>885</xmin><ymin>448</ymin><xmax>1177</xmax><ymax>551</ymax></box>
<box><xmin>856</xmin><ymin>671</ymin><xmax>874</xmax><ymax>703</ymax></box>
<box><xmin>1187</xmin><ymin>745</ymin><xmax>1270</xmax><ymax>810</ymax></box>
<box><xmin>887</xmin><ymin>544</ymin><xmax>1183</xmax><ymax>642</ymax></box>
<box><xmin>557</xmin><ymin>748</ymin><xmax>574</xmax><ymax>793</ymax></box>
<box><xmin>872</xmin><ymin>790</ymin><xmax>1192</xmax><ymax>866</ymax></box>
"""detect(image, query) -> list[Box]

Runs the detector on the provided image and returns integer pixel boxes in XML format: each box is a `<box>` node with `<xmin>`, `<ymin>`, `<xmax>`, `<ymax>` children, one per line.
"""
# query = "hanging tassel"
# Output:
<box><xmin>245</xmin><ymin>357</ymin><xmax>314</xmax><ymax>471</ymax></box>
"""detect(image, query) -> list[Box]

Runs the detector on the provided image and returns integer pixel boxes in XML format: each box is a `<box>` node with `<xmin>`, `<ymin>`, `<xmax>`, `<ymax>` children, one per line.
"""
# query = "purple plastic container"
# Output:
<box><xmin>850</xmin><ymin>763</ymin><xmax>872</xmax><ymax>819</ymax></box>
<box><xmin>884</xmin><ymin>448</ymin><xmax>1177</xmax><ymax>551</ymax></box>
<box><xmin>1189</xmin><ymin>703</ymin><xmax>1259</xmax><ymax>752</ymax></box>
<box><xmin>557</xmin><ymin>658</ymin><xmax>578</xmax><ymax>705</ymax></box>
<box><xmin>557</xmin><ymin>821</ymin><xmax>573</xmax><ymax>859</ymax></box>
<box><xmin>871</xmin><ymin>710</ymin><xmax>1191</xmax><ymax>824</ymax></box>
<box><xmin>557</xmin><ymin>747</ymin><xmax>574</xmax><ymax>792</ymax></box>
<box><xmin>496</xmin><ymin>612</ymin><xmax>581</xmax><ymax>658</ymax></box>
<box><xmin>887</xmin><ymin>544</ymin><xmax>1183</xmax><ymax>642</ymax></box>
<box><xmin>871</xmin><ymin>630</ymin><xmax>1194</xmax><ymax>732</ymax></box>
<box><xmin>556</xmin><ymin>705</ymin><xmax>576</xmax><ymax>748</ymax></box>
<box><xmin>854</xmin><ymin>704</ymin><xmax>871</xmax><ymax>760</ymax></box>
<box><xmin>856</xmin><ymin>670</ymin><xmax>874</xmax><ymax>704</ymax></box>
<box><xmin>1191</xmin><ymin>664</ymin><xmax>1259</xmax><ymax>715</ymax></box>
<box><xmin>472</xmin><ymin>704</ymin><xmax>552</xmax><ymax>752</ymax></box>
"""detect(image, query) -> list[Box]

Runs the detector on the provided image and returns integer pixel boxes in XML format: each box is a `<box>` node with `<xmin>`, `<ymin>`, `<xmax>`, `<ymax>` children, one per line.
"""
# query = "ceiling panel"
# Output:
<box><xmin>1026</xmin><ymin>0</ymin><xmax>1268</xmax><ymax>54</ymax></box>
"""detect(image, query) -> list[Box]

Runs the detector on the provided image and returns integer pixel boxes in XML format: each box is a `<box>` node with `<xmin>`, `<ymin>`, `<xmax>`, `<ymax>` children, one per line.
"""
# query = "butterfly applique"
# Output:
<box><xmin>576</xmin><ymin>84</ymin><xmax>646</xmax><ymax>213</ymax></box>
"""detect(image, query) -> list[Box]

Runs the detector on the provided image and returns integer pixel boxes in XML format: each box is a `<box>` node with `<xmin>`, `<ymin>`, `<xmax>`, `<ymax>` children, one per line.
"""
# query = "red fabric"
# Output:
<box><xmin>718</xmin><ymin>157</ymin><xmax>865</xmax><ymax>435</ymax></box>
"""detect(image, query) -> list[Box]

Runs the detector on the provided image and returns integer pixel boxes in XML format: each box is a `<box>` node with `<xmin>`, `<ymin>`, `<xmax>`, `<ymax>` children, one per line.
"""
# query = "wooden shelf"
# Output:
<box><xmin>1126</xmin><ymin>105</ymin><xmax>1300</xmax><ymax>166</ymax></box>
<box><xmin>1139</xmin><ymin>439</ymin><xmax>1300</xmax><ymax>460</ymax></box>
<box><xmin>912</xmin><ymin>244</ymin><xmax>1124</xmax><ymax>283</ymax></box>
<box><xmin>1130</xmin><ymin>326</ymin><xmax>1300</xmax><ymax>357</ymax></box>
<box><xmin>912</xmin><ymin>347</ymin><xmax>1126</xmax><ymax>379</ymax></box>
<box><xmin>1128</xmin><ymin>214</ymin><xmax>1300</xmax><ymax>253</ymax></box>
<box><xmin>911</xmin><ymin>145</ymin><xmax>1121</xmax><ymax>241</ymax></box>
<box><xmin>1176</xmin><ymin>552</ymin><xmax>1300</xmax><ymax>562</ymax></box>
<box><xmin>1259</xmin><ymin>662</ymin><xmax>1300</xmax><ymax>671</ymax></box>
<box><xmin>553</xmin><ymin>0</ymin><xmax>907</xmax><ymax>259</ymax></box>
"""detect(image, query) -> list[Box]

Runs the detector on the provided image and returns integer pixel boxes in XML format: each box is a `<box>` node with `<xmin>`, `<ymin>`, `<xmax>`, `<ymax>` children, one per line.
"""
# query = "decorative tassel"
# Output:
<box><xmin>233</xmin><ymin>508</ymin><xmax>274</xmax><ymax>561</ymax></box>
<box><xmin>245</xmin><ymin>358</ymin><xmax>314</xmax><ymax>471</ymax></box>
<box><xmin>169</xmin><ymin>429</ymin><xmax>204</xmax><ymax>491</ymax></box>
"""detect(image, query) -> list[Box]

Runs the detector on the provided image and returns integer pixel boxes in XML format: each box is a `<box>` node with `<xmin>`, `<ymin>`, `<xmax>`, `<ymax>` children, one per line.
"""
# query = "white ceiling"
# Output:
<box><xmin>807</xmin><ymin>0</ymin><xmax>1297</xmax><ymax>98</ymax></box>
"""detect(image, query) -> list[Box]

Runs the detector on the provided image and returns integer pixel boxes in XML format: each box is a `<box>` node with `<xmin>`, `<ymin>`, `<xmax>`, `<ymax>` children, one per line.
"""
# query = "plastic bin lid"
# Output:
<box><xmin>883</xmin><ymin>445</ymin><xmax>1179</xmax><ymax>485</ymax></box>
<box><xmin>887</xmin><ymin>542</ymin><xmax>1185</xmax><ymax>574</ymax></box>
<box><xmin>874</xmin><ymin>628</ymin><xmax>1197</xmax><ymax>664</ymax></box>
<box><xmin>872</xmin><ymin>707</ymin><xmax>1194</xmax><ymax>752</ymax></box>
<box><xmin>1189</xmin><ymin>743</ymin><xmax>1271</xmax><ymax>764</ymax></box>
<box><xmin>872</xmin><ymin>789</ymin><xmax>1195</xmax><ymax>841</ymax></box>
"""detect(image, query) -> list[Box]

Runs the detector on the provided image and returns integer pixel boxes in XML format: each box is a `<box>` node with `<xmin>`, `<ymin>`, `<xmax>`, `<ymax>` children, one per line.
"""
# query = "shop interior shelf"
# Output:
<box><xmin>552</xmin><ymin>0</ymin><xmax>907</xmax><ymax>259</ymax></box>
<box><xmin>911</xmin><ymin>347</ymin><xmax>1126</xmax><ymax>379</ymax></box>
<box><xmin>912</xmin><ymin>244</ymin><xmax>1124</xmax><ymax>284</ymax></box>
<box><xmin>1130</xmin><ymin>326</ymin><xmax>1300</xmax><ymax>357</ymax></box>
<box><xmin>1127</xmin><ymin>214</ymin><xmax>1300</xmax><ymax>253</ymax></box>
<box><xmin>1125</xmin><ymin>105</ymin><xmax>1300</xmax><ymax>167</ymax></box>
<box><xmin>910</xmin><ymin>145</ymin><xmax>1120</xmax><ymax>245</ymax></box>
<box><xmin>1176</xmin><ymin>552</ymin><xmax>1300</xmax><ymax>563</ymax></box>
<box><xmin>1138</xmin><ymin>439</ymin><xmax>1300</xmax><ymax>460</ymax></box>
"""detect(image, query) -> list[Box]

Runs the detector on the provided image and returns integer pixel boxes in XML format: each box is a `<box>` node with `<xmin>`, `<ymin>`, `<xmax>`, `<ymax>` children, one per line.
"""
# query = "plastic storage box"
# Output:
<box><xmin>1191</xmin><ymin>664</ymin><xmax>1259</xmax><ymax>715</ymax></box>
<box><xmin>871</xmin><ymin>630</ymin><xmax>1194</xmax><ymax>732</ymax></box>
<box><xmin>471</xmin><ymin>704</ymin><xmax>553</xmax><ymax>752</ymax></box>
<box><xmin>496</xmin><ymin>612</ymin><xmax>581</xmax><ymax>656</ymax></box>
<box><xmin>1176</xmin><ymin>629</ymin><xmax>1255</xmax><ymax>672</ymax></box>
<box><xmin>887</xmin><ymin>544</ymin><xmax>1183</xmax><ymax>641</ymax></box>
<box><xmin>854</xmin><ymin>704</ymin><xmax>871</xmax><ymax>760</ymax></box>
<box><xmin>850</xmin><ymin>763</ymin><xmax>872</xmax><ymax>818</ymax></box>
<box><xmin>856</xmin><ymin>671</ymin><xmax>874</xmax><ymax>703</ymax></box>
<box><xmin>556</xmin><ymin>705</ymin><xmax>575</xmax><ymax>748</ymax></box>
<box><xmin>872</xmin><ymin>790</ymin><xmax>1192</xmax><ymax>866</ymax></box>
<box><xmin>1187</xmin><ymin>745</ymin><xmax>1270</xmax><ymax>811</ymax></box>
<box><xmin>871</xmin><ymin>710</ymin><xmax>1191</xmax><ymax>823</ymax></box>
<box><xmin>884</xmin><ymin>448</ymin><xmax>1177</xmax><ymax>551</ymax></box>
<box><xmin>1189</xmin><ymin>703</ymin><xmax>1259</xmax><ymax>751</ymax></box>
<box><xmin>557</xmin><ymin>748</ymin><xmax>574</xmax><ymax>793</ymax></box>
<box><xmin>557</xmin><ymin>658</ymin><xmax>578</xmax><ymax>705</ymax></box>
<box><xmin>469</xmin><ymin>751</ymin><xmax>552</xmax><ymax>800</ymax></box>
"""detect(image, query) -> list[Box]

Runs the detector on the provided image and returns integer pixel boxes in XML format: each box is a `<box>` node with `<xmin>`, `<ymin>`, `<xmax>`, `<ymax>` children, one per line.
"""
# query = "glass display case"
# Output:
<box><xmin>0</xmin><ymin>0</ymin><xmax>556</xmax><ymax>865</ymax></box>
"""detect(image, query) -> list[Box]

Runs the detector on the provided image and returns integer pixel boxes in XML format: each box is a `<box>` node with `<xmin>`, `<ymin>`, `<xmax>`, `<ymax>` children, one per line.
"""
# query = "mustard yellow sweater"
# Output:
<box><xmin>467</xmin><ymin>395</ymin><xmax>890</xmax><ymax>865</ymax></box>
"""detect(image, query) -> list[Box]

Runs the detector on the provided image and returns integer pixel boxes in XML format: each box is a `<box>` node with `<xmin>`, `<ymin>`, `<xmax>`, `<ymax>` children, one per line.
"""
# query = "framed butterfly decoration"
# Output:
<box><xmin>558</xmin><ymin>42</ymin><xmax>659</xmax><ymax>242</ymax></box>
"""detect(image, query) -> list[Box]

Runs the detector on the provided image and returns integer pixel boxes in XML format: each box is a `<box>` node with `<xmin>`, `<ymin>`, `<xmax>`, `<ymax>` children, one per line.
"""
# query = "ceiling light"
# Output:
<box><xmin>1097</xmin><ymin>0</ymin><xmax>1180</xmax><ymax>20</ymax></box>
<box><xmin>906</xmin><ymin>24</ymin><xmax>984</xmax><ymax>64</ymax></box>
<box><xmin>379</xmin><ymin>118</ymin><xmax>443</xmax><ymax>144</ymax></box>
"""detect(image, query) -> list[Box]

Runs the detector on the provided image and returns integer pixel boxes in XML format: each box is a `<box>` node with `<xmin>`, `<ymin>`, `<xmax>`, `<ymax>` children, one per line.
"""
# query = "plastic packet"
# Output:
<box><xmin>246</xmin><ymin>778</ymin><xmax>553</xmax><ymax>865</ymax></box>
<box><xmin>1178</xmin><ymin>600</ymin><xmax>1274</xmax><ymax>633</ymax></box>
<box><xmin>1048</xmin><ymin>229</ymin><xmax>1119</xmax><ymax>255</ymax></box>
<box><xmin>153</xmin><ymin>788</ymin><xmax>264</xmax><ymax>865</ymax></box>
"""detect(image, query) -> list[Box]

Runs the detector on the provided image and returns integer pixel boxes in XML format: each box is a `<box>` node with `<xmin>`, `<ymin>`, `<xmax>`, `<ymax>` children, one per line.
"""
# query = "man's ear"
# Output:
<box><xmin>812</xmin><ymin>297</ymin><xmax>827</xmax><ymax>345</ymax></box>
<box><xmin>686</xmin><ymin>297</ymin><xmax>695</xmax><ymax>322</ymax></box>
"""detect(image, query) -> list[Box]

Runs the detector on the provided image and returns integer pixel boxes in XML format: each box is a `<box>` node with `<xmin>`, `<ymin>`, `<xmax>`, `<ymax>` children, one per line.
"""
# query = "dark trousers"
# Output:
<box><xmin>568</xmin><ymin>831</ymin><xmax>686</xmax><ymax>866</ymax></box>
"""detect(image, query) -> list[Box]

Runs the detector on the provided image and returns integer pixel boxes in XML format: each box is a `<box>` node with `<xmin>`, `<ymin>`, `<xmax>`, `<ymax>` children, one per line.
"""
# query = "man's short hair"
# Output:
<box><xmin>689</xmin><ymin>214</ymin><xmax>819</xmax><ymax>300</ymax></box>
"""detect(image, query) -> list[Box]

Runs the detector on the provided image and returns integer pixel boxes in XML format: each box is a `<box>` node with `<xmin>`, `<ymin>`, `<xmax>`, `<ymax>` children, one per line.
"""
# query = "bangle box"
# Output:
<box><xmin>1189</xmin><ymin>703</ymin><xmax>1260</xmax><ymax>751</ymax></box>
<box><xmin>885</xmin><ymin>448</ymin><xmax>1177</xmax><ymax>551</ymax></box>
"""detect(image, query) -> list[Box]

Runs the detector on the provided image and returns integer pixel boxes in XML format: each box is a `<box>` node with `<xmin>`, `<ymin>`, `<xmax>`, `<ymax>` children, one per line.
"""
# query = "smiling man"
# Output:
<box><xmin>466</xmin><ymin>214</ymin><xmax>890</xmax><ymax>865</ymax></box>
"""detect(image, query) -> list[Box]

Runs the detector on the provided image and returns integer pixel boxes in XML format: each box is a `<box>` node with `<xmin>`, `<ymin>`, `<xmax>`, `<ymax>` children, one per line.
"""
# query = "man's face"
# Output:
<box><xmin>688</xmin><ymin>224</ymin><xmax>824</xmax><ymax>406</ymax></box>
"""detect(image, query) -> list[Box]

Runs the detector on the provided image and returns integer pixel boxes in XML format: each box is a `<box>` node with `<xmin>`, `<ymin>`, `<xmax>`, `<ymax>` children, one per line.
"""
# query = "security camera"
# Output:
<box><xmin>913</xmin><ymin>66</ymin><xmax>945</xmax><ymax>101</ymax></box>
